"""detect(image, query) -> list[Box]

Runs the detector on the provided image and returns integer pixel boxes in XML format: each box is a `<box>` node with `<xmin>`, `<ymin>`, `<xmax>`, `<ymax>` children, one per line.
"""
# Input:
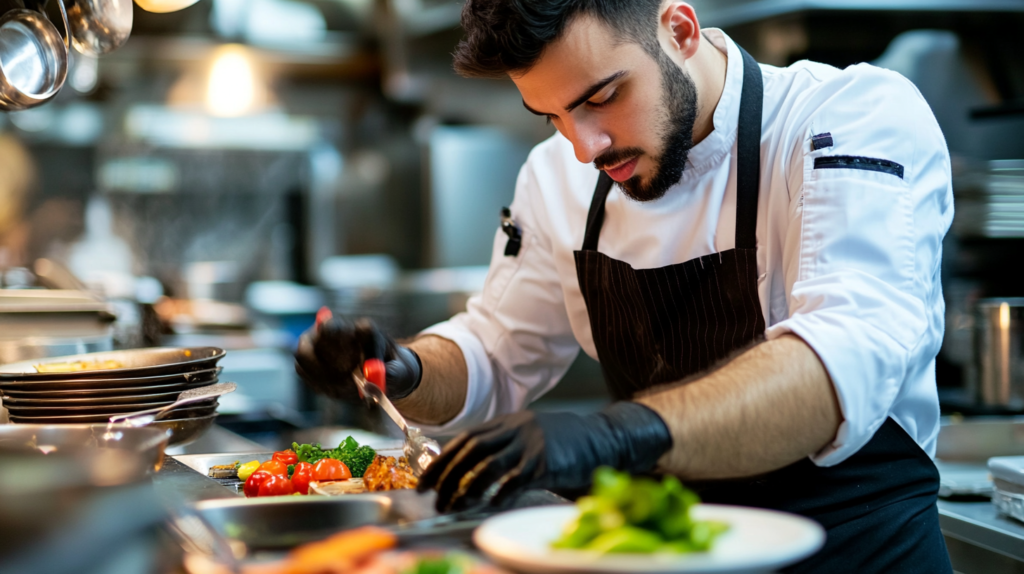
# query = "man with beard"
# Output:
<box><xmin>296</xmin><ymin>1</ymin><xmax>953</xmax><ymax>570</ymax></box>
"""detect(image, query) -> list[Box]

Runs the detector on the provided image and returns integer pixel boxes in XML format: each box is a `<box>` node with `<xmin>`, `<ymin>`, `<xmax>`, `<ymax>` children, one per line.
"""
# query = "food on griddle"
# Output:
<box><xmin>208</xmin><ymin>461</ymin><xmax>240</xmax><ymax>479</ymax></box>
<box><xmin>34</xmin><ymin>359</ymin><xmax>124</xmax><ymax>373</ymax></box>
<box><xmin>226</xmin><ymin>437</ymin><xmax>391</xmax><ymax>497</ymax></box>
<box><xmin>552</xmin><ymin>467</ymin><xmax>728</xmax><ymax>554</ymax></box>
<box><xmin>363</xmin><ymin>455</ymin><xmax>418</xmax><ymax>492</ymax></box>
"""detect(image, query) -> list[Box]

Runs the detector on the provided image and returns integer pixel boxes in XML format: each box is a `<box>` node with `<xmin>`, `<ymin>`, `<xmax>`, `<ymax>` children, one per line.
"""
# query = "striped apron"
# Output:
<box><xmin>573</xmin><ymin>46</ymin><xmax>952</xmax><ymax>573</ymax></box>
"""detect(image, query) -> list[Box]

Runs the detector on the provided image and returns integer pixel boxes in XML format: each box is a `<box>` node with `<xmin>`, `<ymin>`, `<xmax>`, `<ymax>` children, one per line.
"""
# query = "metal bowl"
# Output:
<box><xmin>0</xmin><ymin>423</ymin><xmax>169</xmax><ymax>475</ymax></box>
<box><xmin>0</xmin><ymin>347</ymin><xmax>225</xmax><ymax>381</ymax></box>
<box><xmin>0</xmin><ymin>6</ymin><xmax>69</xmax><ymax>110</ymax></box>
<box><xmin>193</xmin><ymin>494</ymin><xmax>393</xmax><ymax>549</ymax></box>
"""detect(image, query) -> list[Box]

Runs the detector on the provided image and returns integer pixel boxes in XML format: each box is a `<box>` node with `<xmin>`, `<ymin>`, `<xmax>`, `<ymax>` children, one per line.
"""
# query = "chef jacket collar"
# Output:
<box><xmin>676</xmin><ymin>28</ymin><xmax>744</xmax><ymax>183</ymax></box>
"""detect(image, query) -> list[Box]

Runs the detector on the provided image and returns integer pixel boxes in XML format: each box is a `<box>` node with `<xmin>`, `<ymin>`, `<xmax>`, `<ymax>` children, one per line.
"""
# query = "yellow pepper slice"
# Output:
<box><xmin>237</xmin><ymin>460</ymin><xmax>261</xmax><ymax>481</ymax></box>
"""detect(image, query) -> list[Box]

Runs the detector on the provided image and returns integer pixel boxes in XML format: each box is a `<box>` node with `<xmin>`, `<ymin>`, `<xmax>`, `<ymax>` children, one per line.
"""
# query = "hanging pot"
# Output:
<box><xmin>0</xmin><ymin>0</ymin><xmax>70</xmax><ymax>110</ymax></box>
<box><xmin>62</xmin><ymin>0</ymin><xmax>131</xmax><ymax>55</ymax></box>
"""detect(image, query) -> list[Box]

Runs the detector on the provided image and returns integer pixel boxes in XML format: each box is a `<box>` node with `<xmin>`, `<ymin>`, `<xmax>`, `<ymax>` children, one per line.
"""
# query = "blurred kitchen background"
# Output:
<box><xmin>3</xmin><ymin>0</ymin><xmax>1024</xmax><ymax>442</ymax></box>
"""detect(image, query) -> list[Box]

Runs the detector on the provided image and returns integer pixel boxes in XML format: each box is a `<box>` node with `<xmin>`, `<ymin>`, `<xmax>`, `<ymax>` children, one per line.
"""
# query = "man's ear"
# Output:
<box><xmin>660</xmin><ymin>2</ymin><xmax>701</xmax><ymax>61</ymax></box>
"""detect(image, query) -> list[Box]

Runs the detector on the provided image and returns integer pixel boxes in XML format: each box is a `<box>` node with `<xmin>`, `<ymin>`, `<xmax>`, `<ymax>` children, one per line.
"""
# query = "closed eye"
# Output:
<box><xmin>586</xmin><ymin>89</ymin><xmax>619</xmax><ymax>109</ymax></box>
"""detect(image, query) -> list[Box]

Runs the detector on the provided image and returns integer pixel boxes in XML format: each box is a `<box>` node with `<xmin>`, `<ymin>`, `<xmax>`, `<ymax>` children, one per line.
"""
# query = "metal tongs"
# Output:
<box><xmin>316</xmin><ymin>308</ymin><xmax>442</xmax><ymax>476</ymax></box>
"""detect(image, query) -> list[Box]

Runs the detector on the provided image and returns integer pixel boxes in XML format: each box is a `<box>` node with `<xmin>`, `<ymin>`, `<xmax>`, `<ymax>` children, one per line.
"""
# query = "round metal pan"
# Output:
<box><xmin>0</xmin><ymin>371</ymin><xmax>219</xmax><ymax>397</ymax></box>
<box><xmin>6</xmin><ymin>401</ymin><xmax>218</xmax><ymax>421</ymax></box>
<box><xmin>1</xmin><ymin>386</ymin><xmax>213</xmax><ymax>406</ymax></box>
<box><xmin>5</xmin><ymin>414</ymin><xmax>216</xmax><ymax>447</ymax></box>
<box><xmin>0</xmin><ymin>347</ymin><xmax>225</xmax><ymax>380</ymax></box>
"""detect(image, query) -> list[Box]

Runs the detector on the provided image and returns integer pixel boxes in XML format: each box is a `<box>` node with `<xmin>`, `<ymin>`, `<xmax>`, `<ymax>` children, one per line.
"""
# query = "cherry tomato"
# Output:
<box><xmin>244</xmin><ymin>470</ymin><xmax>273</xmax><ymax>498</ymax></box>
<box><xmin>258</xmin><ymin>459</ymin><xmax>288</xmax><ymax>476</ymax></box>
<box><xmin>272</xmin><ymin>449</ymin><xmax>298</xmax><ymax>465</ymax></box>
<box><xmin>258</xmin><ymin>474</ymin><xmax>296</xmax><ymax>497</ymax></box>
<box><xmin>291</xmin><ymin>461</ymin><xmax>314</xmax><ymax>495</ymax></box>
<box><xmin>313</xmin><ymin>458</ymin><xmax>351</xmax><ymax>481</ymax></box>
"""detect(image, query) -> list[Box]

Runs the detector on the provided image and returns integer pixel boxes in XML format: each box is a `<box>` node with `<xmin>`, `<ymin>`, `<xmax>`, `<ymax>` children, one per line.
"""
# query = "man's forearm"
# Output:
<box><xmin>635</xmin><ymin>334</ymin><xmax>841</xmax><ymax>480</ymax></box>
<box><xmin>393</xmin><ymin>335</ymin><xmax>468</xmax><ymax>425</ymax></box>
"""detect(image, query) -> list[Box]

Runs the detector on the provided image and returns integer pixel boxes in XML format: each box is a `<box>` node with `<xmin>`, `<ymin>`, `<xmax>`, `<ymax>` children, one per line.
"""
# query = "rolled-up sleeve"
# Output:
<box><xmin>418</xmin><ymin>161</ymin><xmax>580</xmax><ymax>434</ymax></box>
<box><xmin>765</xmin><ymin>65</ymin><xmax>953</xmax><ymax>466</ymax></box>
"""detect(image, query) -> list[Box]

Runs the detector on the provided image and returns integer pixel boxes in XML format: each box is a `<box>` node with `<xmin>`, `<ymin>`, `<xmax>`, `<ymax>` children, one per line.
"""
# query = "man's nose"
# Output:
<box><xmin>567</xmin><ymin>119</ymin><xmax>611</xmax><ymax>164</ymax></box>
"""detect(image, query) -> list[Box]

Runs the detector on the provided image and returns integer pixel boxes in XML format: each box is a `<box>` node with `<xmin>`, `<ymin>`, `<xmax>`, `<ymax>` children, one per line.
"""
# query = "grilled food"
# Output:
<box><xmin>363</xmin><ymin>455</ymin><xmax>418</xmax><ymax>492</ymax></box>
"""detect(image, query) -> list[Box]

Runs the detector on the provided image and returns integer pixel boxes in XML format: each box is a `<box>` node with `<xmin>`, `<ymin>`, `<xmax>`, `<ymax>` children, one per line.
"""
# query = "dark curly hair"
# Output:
<box><xmin>453</xmin><ymin>0</ymin><xmax>664</xmax><ymax>78</ymax></box>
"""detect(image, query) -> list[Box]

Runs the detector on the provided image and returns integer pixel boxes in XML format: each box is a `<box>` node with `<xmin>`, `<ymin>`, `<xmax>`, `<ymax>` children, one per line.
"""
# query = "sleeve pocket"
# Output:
<box><xmin>799</xmin><ymin>171</ymin><xmax>915</xmax><ymax>291</ymax></box>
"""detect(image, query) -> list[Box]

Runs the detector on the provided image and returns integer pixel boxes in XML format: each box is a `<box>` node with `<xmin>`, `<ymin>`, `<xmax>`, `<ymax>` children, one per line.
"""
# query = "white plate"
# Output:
<box><xmin>474</xmin><ymin>504</ymin><xmax>825</xmax><ymax>574</ymax></box>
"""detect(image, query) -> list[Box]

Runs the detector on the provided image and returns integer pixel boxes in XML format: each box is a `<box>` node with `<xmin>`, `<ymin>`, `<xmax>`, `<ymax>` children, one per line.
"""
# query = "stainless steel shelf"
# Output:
<box><xmin>692</xmin><ymin>0</ymin><xmax>1024</xmax><ymax>27</ymax></box>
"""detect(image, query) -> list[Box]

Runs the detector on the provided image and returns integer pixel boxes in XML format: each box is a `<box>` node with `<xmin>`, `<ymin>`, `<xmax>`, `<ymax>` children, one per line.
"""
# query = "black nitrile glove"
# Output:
<box><xmin>416</xmin><ymin>401</ymin><xmax>673</xmax><ymax>512</ymax></box>
<box><xmin>294</xmin><ymin>316</ymin><xmax>422</xmax><ymax>402</ymax></box>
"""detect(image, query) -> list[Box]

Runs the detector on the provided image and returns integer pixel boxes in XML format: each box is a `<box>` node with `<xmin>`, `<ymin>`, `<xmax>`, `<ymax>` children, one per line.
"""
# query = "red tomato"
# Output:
<box><xmin>258</xmin><ymin>459</ymin><xmax>289</xmax><ymax>476</ymax></box>
<box><xmin>272</xmin><ymin>449</ymin><xmax>298</xmax><ymax>465</ymax></box>
<box><xmin>244</xmin><ymin>470</ymin><xmax>273</xmax><ymax>498</ymax></box>
<box><xmin>258</xmin><ymin>474</ymin><xmax>296</xmax><ymax>497</ymax></box>
<box><xmin>313</xmin><ymin>458</ymin><xmax>351</xmax><ymax>481</ymax></box>
<box><xmin>291</xmin><ymin>461</ymin><xmax>314</xmax><ymax>495</ymax></box>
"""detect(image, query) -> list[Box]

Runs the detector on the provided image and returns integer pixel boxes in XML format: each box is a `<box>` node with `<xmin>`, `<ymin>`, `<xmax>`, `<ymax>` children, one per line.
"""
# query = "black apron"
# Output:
<box><xmin>574</xmin><ymin>47</ymin><xmax>952</xmax><ymax>573</ymax></box>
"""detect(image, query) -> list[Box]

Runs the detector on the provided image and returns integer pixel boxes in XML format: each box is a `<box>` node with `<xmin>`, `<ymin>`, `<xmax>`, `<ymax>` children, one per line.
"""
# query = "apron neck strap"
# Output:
<box><xmin>580</xmin><ymin>44</ymin><xmax>764</xmax><ymax>252</ymax></box>
<box><xmin>734</xmin><ymin>45</ymin><xmax>763</xmax><ymax>251</ymax></box>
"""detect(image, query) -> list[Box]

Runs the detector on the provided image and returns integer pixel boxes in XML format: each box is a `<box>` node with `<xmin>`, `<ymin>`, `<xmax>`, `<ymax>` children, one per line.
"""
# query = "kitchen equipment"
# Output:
<box><xmin>194</xmin><ymin>495</ymin><xmax>394</xmax><ymax>550</ymax></box>
<box><xmin>109</xmin><ymin>381</ymin><xmax>236</xmax><ymax>427</ymax></box>
<box><xmin>352</xmin><ymin>362</ymin><xmax>441</xmax><ymax>477</ymax></box>
<box><xmin>0</xmin><ymin>423</ymin><xmax>169</xmax><ymax>473</ymax></box>
<box><xmin>0</xmin><ymin>424</ymin><xmax>171</xmax><ymax>574</ymax></box>
<box><xmin>0</xmin><ymin>0</ymin><xmax>69</xmax><ymax>110</ymax></box>
<box><xmin>8</xmin><ymin>401</ymin><xmax>217</xmax><ymax>421</ymax></box>
<box><xmin>0</xmin><ymin>289</ymin><xmax>115</xmax><ymax>365</ymax></box>
<box><xmin>0</xmin><ymin>346</ymin><xmax>226</xmax><ymax>379</ymax></box>
<box><xmin>6</xmin><ymin>398</ymin><xmax>217</xmax><ymax>416</ymax></box>
<box><xmin>974</xmin><ymin>299</ymin><xmax>1024</xmax><ymax>409</ymax></box>
<box><xmin>62</xmin><ymin>0</ymin><xmax>131</xmax><ymax>55</ymax></box>
<box><xmin>989</xmin><ymin>456</ymin><xmax>1024</xmax><ymax>524</ymax></box>
<box><xmin>474</xmin><ymin>504</ymin><xmax>826</xmax><ymax>574</ymax></box>
<box><xmin>4</xmin><ymin>389</ymin><xmax>193</xmax><ymax>406</ymax></box>
<box><xmin>0</xmin><ymin>366</ymin><xmax>220</xmax><ymax>393</ymax></box>
<box><xmin>3</xmin><ymin>415</ymin><xmax>219</xmax><ymax>446</ymax></box>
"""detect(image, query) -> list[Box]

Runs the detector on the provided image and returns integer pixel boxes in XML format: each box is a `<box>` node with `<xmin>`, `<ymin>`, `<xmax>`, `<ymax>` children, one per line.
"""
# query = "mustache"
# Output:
<box><xmin>594</xmin><ymin>147</ymin><xmax>645</xmax><ymax>171</ymax></box>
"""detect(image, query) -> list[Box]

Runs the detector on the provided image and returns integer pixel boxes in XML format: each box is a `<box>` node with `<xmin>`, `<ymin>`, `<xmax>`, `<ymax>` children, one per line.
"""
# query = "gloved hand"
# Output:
<box><xmin>294</xmin><ymin>312</ymin><xmax>422</xmax><ymax>402</ymax></box>
<box><xmin>416</xmin><ymin>401</ymin><xmax>673</xmax><ymax>512</ymax></box>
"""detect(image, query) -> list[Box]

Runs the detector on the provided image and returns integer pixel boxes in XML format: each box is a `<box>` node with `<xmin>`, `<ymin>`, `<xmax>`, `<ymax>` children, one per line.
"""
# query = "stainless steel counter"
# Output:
<box><xmin>940</xmin><ymin>500</ymin><xmax>1024</xmax><ymax>559</ymax></box>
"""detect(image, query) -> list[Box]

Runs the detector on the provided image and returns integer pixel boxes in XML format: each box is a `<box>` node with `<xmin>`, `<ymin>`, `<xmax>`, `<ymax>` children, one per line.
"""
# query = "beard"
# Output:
<box><xmin>595</xmin><ymin>52</ymin><xmax>699</xmax><ymax>202</ymax></box>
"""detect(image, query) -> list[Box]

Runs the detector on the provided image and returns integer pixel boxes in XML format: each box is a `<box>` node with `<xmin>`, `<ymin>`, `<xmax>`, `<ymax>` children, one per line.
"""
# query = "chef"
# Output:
<box><xmin>296</xmin><ymin>1</ymin><xmax>954</xmax><ymax>571</ymax></box>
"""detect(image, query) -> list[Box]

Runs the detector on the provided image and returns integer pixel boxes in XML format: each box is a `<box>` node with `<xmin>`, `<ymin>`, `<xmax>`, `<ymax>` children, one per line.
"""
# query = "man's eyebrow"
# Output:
<box><xmin>520</xmin><ymin>70</ymin><xmax>627</xmax><ymax>117</ymax></box>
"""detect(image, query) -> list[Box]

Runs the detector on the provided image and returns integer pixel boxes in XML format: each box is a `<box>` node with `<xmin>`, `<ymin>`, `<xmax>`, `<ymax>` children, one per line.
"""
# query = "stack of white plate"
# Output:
<box><xmin>0</xmin><ymin>347</ymin><xmax>226</xmax><ymax>446</ymax></box>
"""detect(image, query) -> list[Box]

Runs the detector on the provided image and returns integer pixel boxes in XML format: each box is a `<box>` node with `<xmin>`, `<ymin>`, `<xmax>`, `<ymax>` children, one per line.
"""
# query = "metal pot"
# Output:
<box><xmin>0</xmin><ymin>0</ymin><xmax>69</xmax><ymax>110</ymax></box>
<box><xmin>974</xmin><ymin>298</ymin><xmax>1024</xmax><ymax>409</ymax></box>
<box><xmin>62</xmin><ymin>0</ymin><xmax>131</xmax><ymax>55</ymax></box>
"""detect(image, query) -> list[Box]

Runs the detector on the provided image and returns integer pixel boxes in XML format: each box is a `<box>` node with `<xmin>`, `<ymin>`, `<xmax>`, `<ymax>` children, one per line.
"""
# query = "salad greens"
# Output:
<box><xmin>552</xmin><ymin>467</ymin><xmax>728</xmax><ymax>554</ymax></box>
<box><xmin>292</xmin><ymin>436</ymin><xmax>377</xmax><ymax>478</ymax></box>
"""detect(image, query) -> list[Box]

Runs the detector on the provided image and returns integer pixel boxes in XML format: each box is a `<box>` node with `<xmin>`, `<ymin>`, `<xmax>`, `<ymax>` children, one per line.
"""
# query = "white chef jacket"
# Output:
<box><xmin>421</xmin><ymin>29</ymin><xmax>954</xmax><ymax>467</ymax></box>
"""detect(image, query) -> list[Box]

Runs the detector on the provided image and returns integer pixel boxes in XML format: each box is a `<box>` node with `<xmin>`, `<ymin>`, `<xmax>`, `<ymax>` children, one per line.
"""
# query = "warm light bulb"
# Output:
<box><xmin>206</xmin><ymin>45</ymin><xmax>257</xmax><ymax>117</ymax></box>
<box><xmin>134</xmin><ymin>0</ymin><xmax>201</xmax><ymax>13</ymax></box>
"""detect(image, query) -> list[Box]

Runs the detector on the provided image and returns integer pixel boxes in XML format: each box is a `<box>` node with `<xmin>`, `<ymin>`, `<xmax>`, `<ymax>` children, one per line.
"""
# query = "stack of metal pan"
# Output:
<box><xmin>0</xmin><ymin>347</ymin><xmax>226</xmax><ymax>446</ymax></box>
